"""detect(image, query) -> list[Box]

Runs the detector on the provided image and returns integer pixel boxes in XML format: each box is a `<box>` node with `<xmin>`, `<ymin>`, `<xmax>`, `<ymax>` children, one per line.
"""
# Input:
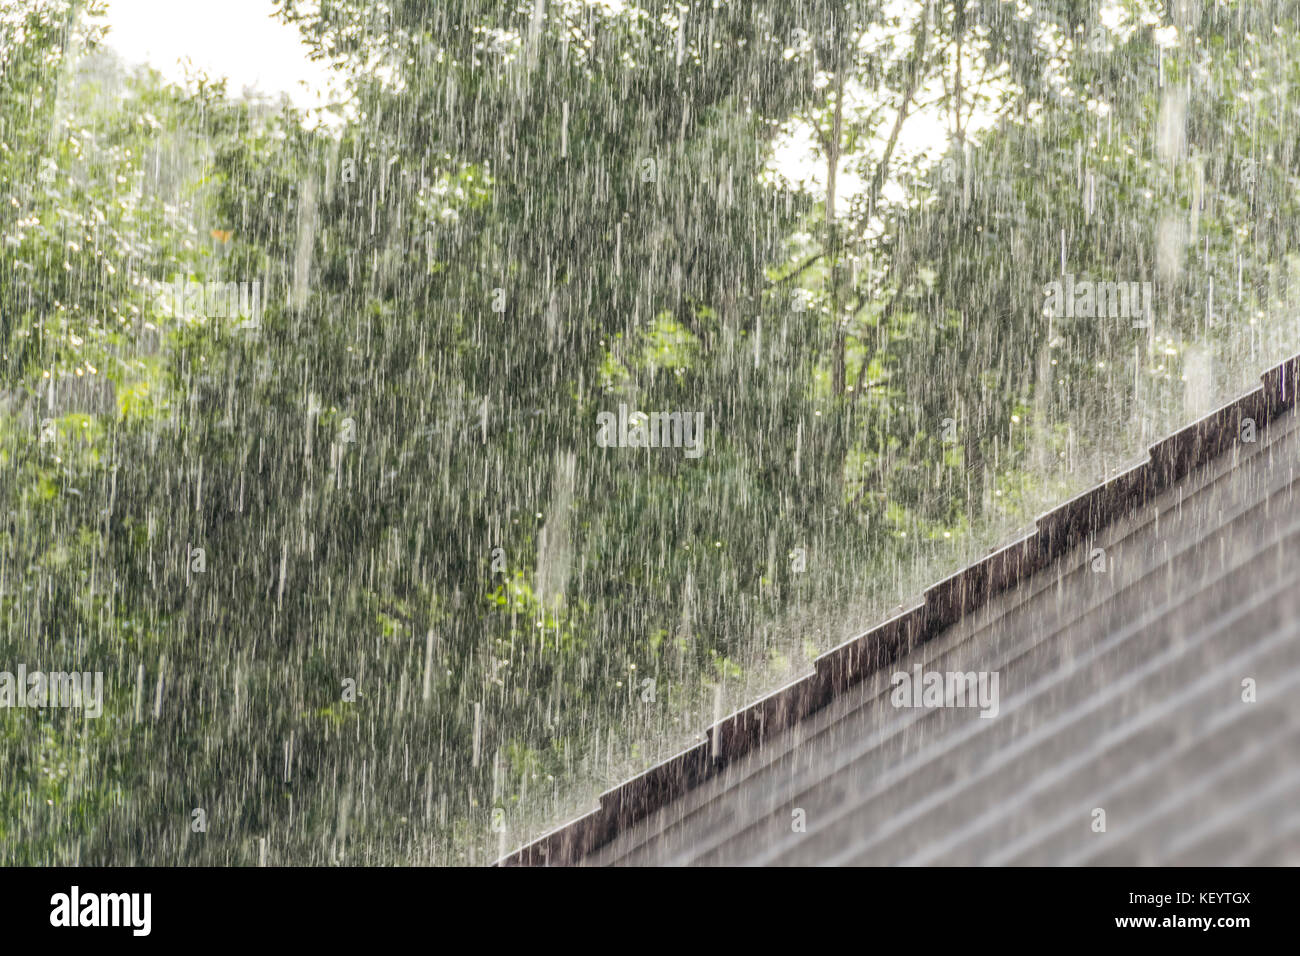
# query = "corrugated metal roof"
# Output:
<box><xmin>502</xmin><ymin>354</ymin><xmax>1300</xmax><ymax>866</ymax></box>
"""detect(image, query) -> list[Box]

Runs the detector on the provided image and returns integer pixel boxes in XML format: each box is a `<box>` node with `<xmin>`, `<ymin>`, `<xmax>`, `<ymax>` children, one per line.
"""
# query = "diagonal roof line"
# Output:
<box><xmin>497</xmin><ymin>351</ymin><xmax>1300</xmax><ymax>867</ymax></box>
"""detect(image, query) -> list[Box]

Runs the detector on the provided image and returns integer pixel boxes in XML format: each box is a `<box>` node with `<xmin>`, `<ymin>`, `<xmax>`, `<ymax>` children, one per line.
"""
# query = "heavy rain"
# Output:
<box><xmin>1</xmin><ymin>0</ymin><xmax>1298</xmax><ymax>887</ymax></box>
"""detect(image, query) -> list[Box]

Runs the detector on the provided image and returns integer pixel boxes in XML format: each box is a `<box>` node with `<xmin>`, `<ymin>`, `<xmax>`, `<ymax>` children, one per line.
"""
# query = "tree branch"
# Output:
<box><xmin>769</xmin><ymin>251</ymin><xmax>825</xmax><ymax>289</ymax></box>
<box><xmin>865</xmin><ymin>10</ymin><xmax>931</xmax><ymax>218</ymax></box>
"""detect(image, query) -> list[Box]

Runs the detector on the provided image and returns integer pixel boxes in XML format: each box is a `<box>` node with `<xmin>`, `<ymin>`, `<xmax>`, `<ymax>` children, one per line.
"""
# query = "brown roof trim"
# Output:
<box><xmin>497</xmin><ymin>352</ymin><xmax>1300</xmax><ymax>867</ymax></box>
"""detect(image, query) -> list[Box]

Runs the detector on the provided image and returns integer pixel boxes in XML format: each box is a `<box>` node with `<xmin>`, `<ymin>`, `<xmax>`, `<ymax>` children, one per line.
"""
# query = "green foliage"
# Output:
<box><xmin>4</xmin><ymin>0</ymin><xmax>1300</xmax><ymax>865</ymax></box>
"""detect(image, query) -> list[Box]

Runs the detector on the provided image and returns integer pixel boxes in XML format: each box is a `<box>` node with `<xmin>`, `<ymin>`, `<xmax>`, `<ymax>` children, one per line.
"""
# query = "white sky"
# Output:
<box><xmin>102</xmin><ymin>0</ymin><xmax>337</xmax><ymax>109</ymax></box>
